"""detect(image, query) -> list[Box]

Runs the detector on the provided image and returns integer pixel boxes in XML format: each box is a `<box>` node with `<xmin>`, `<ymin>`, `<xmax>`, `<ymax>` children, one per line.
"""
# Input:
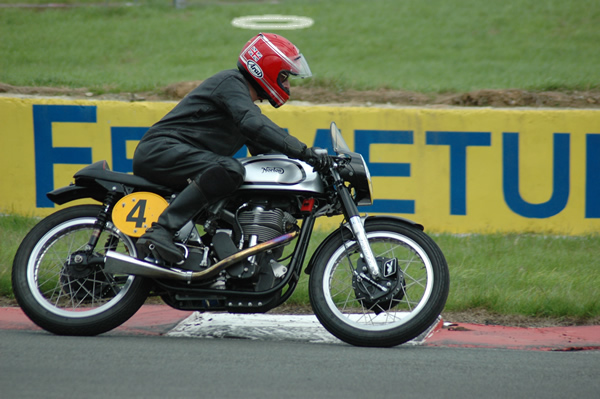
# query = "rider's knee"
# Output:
<box><xmin>194</xmin><ymin>160</ymin><xmax>245</xmax><ymax>199</ymax></box>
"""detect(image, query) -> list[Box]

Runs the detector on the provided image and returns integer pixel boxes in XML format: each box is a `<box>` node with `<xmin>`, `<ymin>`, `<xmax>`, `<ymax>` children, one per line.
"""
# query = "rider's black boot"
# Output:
<box><xmin>136</xmin><ymin>181</ymin><xmax>207</xmax><ymax>264</ymax></box>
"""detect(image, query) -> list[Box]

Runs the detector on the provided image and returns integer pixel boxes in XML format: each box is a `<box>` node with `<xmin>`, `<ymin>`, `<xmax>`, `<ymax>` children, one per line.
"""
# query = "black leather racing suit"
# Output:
<box><xmin>132</xmin><ymin>69</ymin><xmax>308</xmax><ymax>191</ymax></box>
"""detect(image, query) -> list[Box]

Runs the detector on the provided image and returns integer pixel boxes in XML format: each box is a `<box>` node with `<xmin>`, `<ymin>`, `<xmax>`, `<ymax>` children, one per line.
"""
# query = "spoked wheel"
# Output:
<box><xmin>12</xmin><ymin>205</ymin><xmax>150</xmax><ymax>336</ymax></box>
<box><xmin>309</xmin><ymin>220</ymin><xmax>449</xmax><ymax>347</ymax></box>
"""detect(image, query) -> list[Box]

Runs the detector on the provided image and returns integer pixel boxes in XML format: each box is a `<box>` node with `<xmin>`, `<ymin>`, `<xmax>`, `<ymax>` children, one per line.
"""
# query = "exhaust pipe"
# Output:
<box><xmin>104</xmin><ymin>231</ymin><xmax>298</xmax><ymax>282</ymax></box>
<box><xmin>104</xmin><ymin>251</ymin><xmax>192</xmax><ymax>281</ymax></box>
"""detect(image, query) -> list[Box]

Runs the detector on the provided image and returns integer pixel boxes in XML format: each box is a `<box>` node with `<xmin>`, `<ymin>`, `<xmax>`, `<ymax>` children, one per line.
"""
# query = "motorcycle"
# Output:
<box><xmin>12</xmin><ymin>122</ymin><xmax>449</xmax><ymax>347</ymax></box>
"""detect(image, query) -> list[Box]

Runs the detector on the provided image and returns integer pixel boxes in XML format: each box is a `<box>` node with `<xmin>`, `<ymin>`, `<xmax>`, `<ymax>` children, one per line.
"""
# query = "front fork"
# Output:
<box><xmin>332</xmin><ymin>170</ymin><xmax>381</xmax><ymax>280</ymax></box>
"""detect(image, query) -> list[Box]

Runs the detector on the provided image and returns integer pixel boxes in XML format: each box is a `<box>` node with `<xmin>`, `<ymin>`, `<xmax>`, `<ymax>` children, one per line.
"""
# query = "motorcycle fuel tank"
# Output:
<box><xmin>238</xmin><ymin>154</ymin><xmax>325</xmax><ymax>194</ymax></box>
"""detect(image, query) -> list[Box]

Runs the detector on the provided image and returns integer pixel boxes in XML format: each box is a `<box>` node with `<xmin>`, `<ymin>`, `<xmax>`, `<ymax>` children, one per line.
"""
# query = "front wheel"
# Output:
<box><xmin>309</xmin><ymin>220</ymin><xmax>449</xmax><ymax>347</ymax></box>
<box><xmin>12</xmin><ymin>205</ymin><xmax>151</xmax><ymax>335</ymax></box>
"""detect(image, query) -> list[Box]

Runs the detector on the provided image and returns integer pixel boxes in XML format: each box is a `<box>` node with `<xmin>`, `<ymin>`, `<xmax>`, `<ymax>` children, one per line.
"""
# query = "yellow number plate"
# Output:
<box><xmin>112</xmin><ymin>192</ymin><xmax>169</xmax><ymax>237</ymax></box>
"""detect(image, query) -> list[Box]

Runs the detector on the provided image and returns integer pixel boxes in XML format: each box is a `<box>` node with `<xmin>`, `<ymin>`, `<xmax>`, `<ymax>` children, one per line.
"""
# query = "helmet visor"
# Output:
<box><xmin>288</xmin><ymin>53</ymin><xmax>312</xmax><ymax>78</ymax></box>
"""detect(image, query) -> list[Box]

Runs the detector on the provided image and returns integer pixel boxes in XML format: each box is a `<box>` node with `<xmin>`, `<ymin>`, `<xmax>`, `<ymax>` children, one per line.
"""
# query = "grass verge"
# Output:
<box><xmin>1</xmin><ymin>0</ymin><xmax>599</xmax><ymax>94</ymax></box>
<box><xmin>0</xmin><ymin>215</ymin><xmax>39</xmax><ymax>297</ymax></box>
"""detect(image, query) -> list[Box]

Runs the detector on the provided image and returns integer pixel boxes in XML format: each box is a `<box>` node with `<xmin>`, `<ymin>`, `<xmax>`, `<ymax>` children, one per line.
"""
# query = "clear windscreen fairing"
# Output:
<box><xmin>331</xmin><ymin>122</ymin><xmax>351</xmax><ymax>155</ymax></box>
<box><xmin>329</xmin><ymin>122</ymin><xmax>374</xmax><ymax>206</ymax></box>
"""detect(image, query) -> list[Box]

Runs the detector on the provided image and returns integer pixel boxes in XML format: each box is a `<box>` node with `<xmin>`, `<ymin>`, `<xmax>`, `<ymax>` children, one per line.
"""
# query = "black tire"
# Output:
<box><xmin>308</xmin><ymin>220</ymin><xmax>449</xmax><ymax>347</ymax></box>
<box><xmin>12</xmin><ymin>205</ymin><xmax>151</xmax><ymax>336</ymax></box>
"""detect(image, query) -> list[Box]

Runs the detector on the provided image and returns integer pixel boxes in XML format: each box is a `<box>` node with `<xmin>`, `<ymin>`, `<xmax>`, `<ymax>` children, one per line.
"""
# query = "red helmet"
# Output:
<box><xmin>238</xmin><ymin>33</ymin><xmax>312</xmax><ymax>108</ymax></box>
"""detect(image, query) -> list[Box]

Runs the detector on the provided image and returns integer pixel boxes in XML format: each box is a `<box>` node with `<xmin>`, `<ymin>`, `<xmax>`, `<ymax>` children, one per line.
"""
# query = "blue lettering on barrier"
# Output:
<box><xmin>234</xmin><ymin>146</ymin><xmax>249</xmax><ymax>158</ymax></box>
<box><xmin>355</xmin><ymin>130</ymin><xmax>415</xmax><ymax>214</ymax></box>
<box><xmin>30</xmin><ymin>107</ymin><xmax>594</xmax><ymax>222</ymax></box>
<box><xmin>355</xmin><ymin>130</ymin><xmax>412</xmax><ymax>176</ymax></box>
<box><xmin>110</xmin><ymin>127</ymin><xmax>148</xmax><ymax>173</ymax></box>
<box><xmin>585</xmin><ymin>134</ymin><xmax>600</xmax><ymax>218</ymax></box>
<box><xmin>33</xmin><ymin>104</ymin><xmax>96</xmax><ymax>208</ymax></box>
<box><xmin>312</xmin><ymin>128</ymin><xmax>336</xmax><ymax>154</ymax></box>
<box><xmin>503</xmin><ymin>132</ymin><xmax>570</xmax><ymax>218</ymax></box>
<box><xmin>426</xmin><ymin>131</ymin><xmax>492</xmax><ymax>215</ymax></box>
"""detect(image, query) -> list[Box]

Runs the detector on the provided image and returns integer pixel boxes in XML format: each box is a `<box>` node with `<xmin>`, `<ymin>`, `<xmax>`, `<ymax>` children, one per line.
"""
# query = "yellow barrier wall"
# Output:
<box><xmin>1</xmin><ymin>96</ymin><xmax>599</xmax><ymax>235</ymax></box>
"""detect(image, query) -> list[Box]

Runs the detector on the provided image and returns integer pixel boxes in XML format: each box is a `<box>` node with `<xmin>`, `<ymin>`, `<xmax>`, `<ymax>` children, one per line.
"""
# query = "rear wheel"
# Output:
<box><xmin>309</xmin><ymin>220</ymin><xmax>449</xmax><ymax>347</ymax></box>
<box><xmin>12</xmin><ymin>205</ymin><xmax>150</xmax><ymax>335</ymax></box>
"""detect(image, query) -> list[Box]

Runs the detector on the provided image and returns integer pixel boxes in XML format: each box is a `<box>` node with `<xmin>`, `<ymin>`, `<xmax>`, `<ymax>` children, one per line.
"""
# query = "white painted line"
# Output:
<box><xmin>168</xmin><ymin>312</ymin><xmax>342</xmax><ymax>344</ymax></box>
<box><xmin>231</xmin><ymin>15</ymin><xmax>314</xmax><ymax>30</ymax></box>
<box><xmin>167</xmin><ymin>312</ymin><xmax>443</xmax><ymax>346</ymax></box>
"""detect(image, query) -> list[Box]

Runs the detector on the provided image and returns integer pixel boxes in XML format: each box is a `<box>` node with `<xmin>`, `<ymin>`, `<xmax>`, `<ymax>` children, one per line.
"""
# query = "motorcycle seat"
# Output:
<box><xmin>74</xmin><ymin>160</ymin><xmax>175</xmax><ymax>195</ymax></box>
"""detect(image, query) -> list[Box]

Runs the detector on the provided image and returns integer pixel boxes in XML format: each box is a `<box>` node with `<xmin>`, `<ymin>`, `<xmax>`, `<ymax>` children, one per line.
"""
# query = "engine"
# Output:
<box><xmin>238</xmin><ymin>206</ymin><xmax>297</xmax><ymax>244</ymax></box>
<box><xmin>216</xmin><ymin>202</ymin><xmax>297</xmax><ymax>285</ymax></box>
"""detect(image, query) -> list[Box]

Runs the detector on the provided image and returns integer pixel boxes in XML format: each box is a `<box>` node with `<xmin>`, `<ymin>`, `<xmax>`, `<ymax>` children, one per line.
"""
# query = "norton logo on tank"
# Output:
<box><xmin>262</xmin><ymin>166</ymin><xmax>285</xmax><ymax>174</ymax></box>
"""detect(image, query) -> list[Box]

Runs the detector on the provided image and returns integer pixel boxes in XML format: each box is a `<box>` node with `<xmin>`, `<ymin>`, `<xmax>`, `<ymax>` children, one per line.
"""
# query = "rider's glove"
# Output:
<box><xmin>302</xmin><ymin>147</ymin><xmax>331</xmax><ymax>172</ymax></box>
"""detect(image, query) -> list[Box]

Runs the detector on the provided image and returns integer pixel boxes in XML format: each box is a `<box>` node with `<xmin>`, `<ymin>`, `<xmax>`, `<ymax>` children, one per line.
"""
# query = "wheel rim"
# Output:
<box><xmin>26</xmin><ymin>217</ymin><xmax>137</xmax><ymax>318</ymax></box>
<box><xmin>322</xmin><ymin>231</ymin><xmax>434</xmax><ymax>331</ymax></box>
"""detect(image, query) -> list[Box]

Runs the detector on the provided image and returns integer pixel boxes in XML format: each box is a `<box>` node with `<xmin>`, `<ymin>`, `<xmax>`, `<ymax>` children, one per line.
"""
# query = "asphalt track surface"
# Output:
<box><xmin>1</xmin><ymin>305</ymin><xmax>599</xmax><ymax>351</ymax></box>
<box><xmin>1</xmin><ymin>305</ymin><xmax>599</xmax><ymax>399</ymax></box>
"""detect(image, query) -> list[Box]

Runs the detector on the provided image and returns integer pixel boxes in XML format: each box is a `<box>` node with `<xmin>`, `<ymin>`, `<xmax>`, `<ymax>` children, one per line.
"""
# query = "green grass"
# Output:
<box><xmin>434</xmin><ymin>233</ymin><xmax>600</xmax><ymax>320</ymax></box>
<box><xmin>3</xmin><ymin>214</ymin><xmax>599</xmax><ymax>320</ymax></box>
<box><xmin>1</xmin><ymin>0</ymin><xmax>599</xmax><ymax>93</ymax></box>
<box><xmin>0</xmin><ymin>215</ymin><xmax>39</xmax><ymax>297</ymax></box>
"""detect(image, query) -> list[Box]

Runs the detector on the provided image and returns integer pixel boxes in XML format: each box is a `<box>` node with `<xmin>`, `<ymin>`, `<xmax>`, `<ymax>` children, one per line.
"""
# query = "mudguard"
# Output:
<box><xmin>46</xmin><ymin>184</ymin><xmax>107</xmax><ymax>205</ymax></box>
<box><xmin>304</xmin><ymin>215</ymin><xmax>424</xmax><ymax>275</ymax></box>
